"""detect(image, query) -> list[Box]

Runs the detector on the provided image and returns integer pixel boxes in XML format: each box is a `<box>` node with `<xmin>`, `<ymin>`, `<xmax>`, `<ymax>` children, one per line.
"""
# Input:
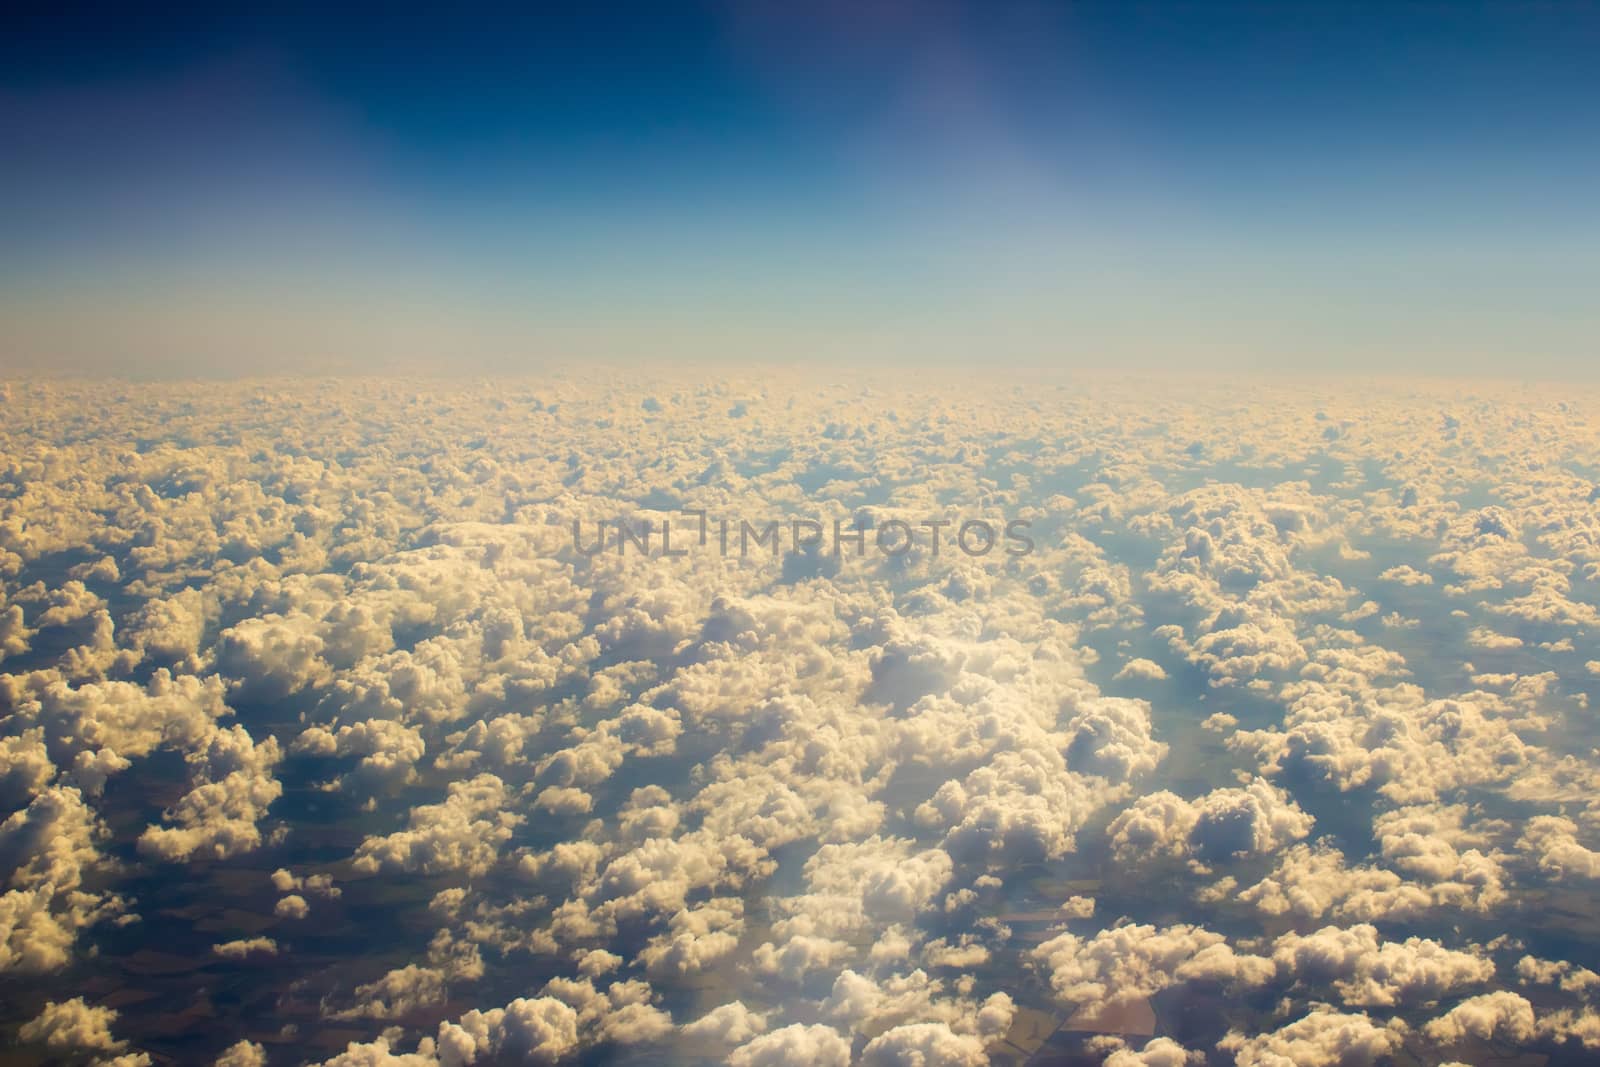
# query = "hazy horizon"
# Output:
<box><xmin>5</xmin><ymin>2</ymin><xmax>1600</xmax><ymax>377</ymax></box>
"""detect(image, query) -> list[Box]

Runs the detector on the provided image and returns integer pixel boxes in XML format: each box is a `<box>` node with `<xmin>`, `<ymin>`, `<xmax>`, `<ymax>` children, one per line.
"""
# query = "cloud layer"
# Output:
<box><xmin>4</xmin><ymin>374</ymin><xmax>1600</xmax><ymax>1065</ymax></box>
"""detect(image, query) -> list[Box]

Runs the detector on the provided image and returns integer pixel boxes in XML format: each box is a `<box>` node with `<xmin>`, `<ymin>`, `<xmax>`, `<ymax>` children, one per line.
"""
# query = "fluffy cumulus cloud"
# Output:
<box><xmin>1107</xmin><ymin>778</ymin><xmax>1315</xmax><ymax>865</ymax></box>
<box><xmin>213</xmin><ymin>936</ymin><xmax>278</xmax><ymax>959</ymax></box>
<box><xmin>294</xmin><ymin>718</ymin><xmax>426</xmax><ymax>791</ymax></box>
<box><xmin>137</xmin><ymin>723</ymin><xmax>283</xmax><ymax>862</ymax></box>
<box><xmin>436</xmin><ymin>995</ymin><xmax>583</xmax><ymax>1064</ymax></box>
<box><xmin>1218</xmin><ymin>1007</ymin><xmax>1406</xmax><ymax>1067</ymax></box>
<box><xmin>1033</xmin><ymin>922</ymin><xmax>1274</xmax><ymax>1015</ymax></box>
<box><xmin>680</xmin><ymin>1001</ymin><xmax>768</xmax><ymax>1044</ymax></box>
<box><xmin>859</xmin><ymin>1022</ymin><xmax>987</xmax><ymax>1066</ymax></box>
<box><xmin>352</xmin><ymin>775</ymin><xmax>521</xmax><ymax>877</ymax></box>
<box><xmin>1100</xmin><ymin>1037</ymin><xmax>1204</xmax><ymax>1066</ymax></box>
<box><xmin>1517</xmin><ymin>815</ymin><xmax>1600</xmax><ymax>880</ymax></box>
<box><xmin>727</xmin><ymin>1023</ymin><xmax>852</xmax><ymax>1067</ymax></box>
<box><xmin>1268</xmin><ymin>924</ymin><xmax>1493</xmax><ymax>1007</ymax></box>
<box><xmin>0</xmin><ymin>785</ymin><xmax>123</xmax><ymax>972</ymax></box>
<box><xmin>5</xmin><ymin>375</ymin><xmax>1600</xmax><ymax>1063</ymax></box>
<box><xmin>214</xmin><ymin>1041</ymin><xmax>268</xmax><ymax>1067</ymax></box>
<box><xmin>18</xmin><ymin>996</ymin><xmax>131</xmax><ymax>1054</ymax></box>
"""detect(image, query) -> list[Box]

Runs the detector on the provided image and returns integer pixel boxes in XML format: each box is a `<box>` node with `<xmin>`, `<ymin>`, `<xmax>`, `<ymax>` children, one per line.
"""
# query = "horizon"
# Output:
<box><xmin>5</xmin><ymin>2</ymin><xmax>1600</xmax><ymax>377</ymax></box>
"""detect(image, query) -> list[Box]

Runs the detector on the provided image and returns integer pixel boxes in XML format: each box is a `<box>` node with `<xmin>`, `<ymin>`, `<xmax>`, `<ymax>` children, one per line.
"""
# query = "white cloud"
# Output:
<box><xmin>213</xmin><ymin>937</ymin><xmax>278</xmax><ymax>959</ymax></box>
<box><xmin>1218</xmin><ymin>1007</ymin><xmax>1405</xmax><ymax>1067</ymax></box>
<box><xmin>860</xmin><ymin>1022</ymin><xmax>987</xmax><ymax>1067</ymax></box>
<box><xmin>1114</xmin><ymin>658</ymin><xmax>1168</xmax><ymax>681</ymax></box>
<box><xmin>1102</xmin><ymin>1037</ymin><xmax>1204</xmax><ymax>1066</ymax></box>
<box><xmin>1107</xmin><ymin>778</ymin><xmax>1314</xmax><ymax>865</ymax></box>
<box><xmin>19</xmin><ymin>996</ymin><xmax>128</xmax><ymax>1053</ymax></box>
<box><xmin>1269</xmin><ymin>924</ymin><xmax>1493</xmax><ymax>1007</ymax></box>
<box><xmin>727</xmin><ymin>1023</ymin><xmax>851</xmax><ymax>1067</ymax></box>
<box><xmin>9</xmin><ymin>377</ymin><xmax>1600</xmax><ymax>1064</ymax></box>
<box><xmin>353</xmin><ymin>775</ymin><xmax>522</xmax><ymax>877</ymax></box>
<box><xmin>1032</xmin><ymin>923</ymin><xmax>1271</xmax><ymax>1015</ymax></box>
<box><xmin>138</xmin><ymin>725</ymin><xmax>282</xmax><ymax>862</ymax></box>
<box><xmin>1422</xmin><ymin>991</ymin><xmax>1537</xmax><ymax>1045</ymax></box>
<box><xmin>215</xmin><ymin>1040</ymin><xmax>268</xmax><ymax>1067</ymax></box>
<box><xmin>680</xmin><ymin>1001</ymin><xmax>768</xmax><ymax>1044</ymax></box>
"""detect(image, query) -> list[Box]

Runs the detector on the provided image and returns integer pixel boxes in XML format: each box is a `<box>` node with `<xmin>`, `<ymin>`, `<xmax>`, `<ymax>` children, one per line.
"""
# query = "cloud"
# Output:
<box><xmin>1114</xmin><ymin>658</ymin><xmax>1168</xmax><ymax>681</ymax></box>
<box><xmin>138</xmin><ymin>724</ymin><xmax>283</xmax><ymax>862</ymax></box>
<box><xmin>10</xmin><ymin>377</ymin><xmax>1600</xmax><ymax>1064</ymax></box>
<box><xmin>1107</xmin><ymin>778</ymin><xmax>1314</xmax><ymax>865</ymax></box>
<box><xmin>271</xmin><ymin>868</ymin><xmax>340</xmax><ymax>897</ymax></box>
<box><xmin>435</xmin><ymin>996</ymin><xmax>581</xmax><ymax>1065</ymax></box>
<box><xmin>1515</xmin><ymin>954</ymin><xmax>1600</xmax><ymax>994</ymax></box>
<box><xmin>215</xmin><ymin>614</ymin><xmax>332</xmax><ymax>699</ymax></box>
<box><xmin>18</xmin><ymin>996</ymin><xmax>128</xmax><ymax>1053</ymax></box>
<box><xmin>213</xmin><ymin>937</ymin><xmax>278</xmax><ymax>959</ymax></box>
<box><xmin>0</xmin><ymin>785</ymin><xmax>122</xmax><ymax>972</ymax></box>
<box><xmin>214</xmin><ymin>1040</ymin><xmax>268</xmax><ymax>1067</ymax></box>
<box><xmin>1518</xmin><ymin>815</ymin><xmax>1600</xmax><ymax>880</ymax></box>
<box><xmin>353</xmin><ymin>774</ymin><xmax>522</xmax><ymax>877</ymax></box>
<box><xmin>680</xmin><ymin>1001</ymin><xmax>768</xmax><ymax>1044</ymax></box>
<box><xmin>4</xmin><ymin>669</ymin><xmax>229</xmax><ymax>772</ymax></box>
<box><xmin>275</xmin><ymin>894</ymin><xmax>309</xmax><ymax>919</ymax></box>
<box><xmin>1101</xmin><ymin>1037</ymin><xmax>1204</xmax><ymax>1066</ymax></box>
<box><xmin>640</xmin><ymin>898</ymin><xmax>744</xmax><ymax>978</ymax></box>
<box><xmin>1218</xmin><ymin>1007</ymin><xmax>1405</xmax><ymax>1067</ymax></box>
<box><xmin>293</xmin><ymin>719</ymin><xmax>425</xmax><ymax>791</ymax></box>
<box><xmin>1378</xmin><ymin>565</ymin><xmax>1433</xmax><ymax>586</ymax></box>
<box><xmin>1269</xmin><ymin>924</ymin><xmax>1493</xmax><ymax>1007</ymax></box>
<box><xmin>1422</xmin><ymin>991</ymin><xmax>1537</xmax><ymax>1045</ymax></box>
<box><xmin>1032</xmin><ymin>923</ymin><xmax>1271</xmax><ymax>1015</ymax></box>
<box><xmin>1232</xmin><ymin>843</ymin><xmax>1433</xmax><ymax>921</ymax></box>
<box><xmin>727</xmin><ymin>1023</ymin><xmax>852</xmax><ymax>1067</ymax></box>
<box><xmin>860</xmin><ymin>1022</ymin><xmax>986</xmax><ymax>1066</ymax></box>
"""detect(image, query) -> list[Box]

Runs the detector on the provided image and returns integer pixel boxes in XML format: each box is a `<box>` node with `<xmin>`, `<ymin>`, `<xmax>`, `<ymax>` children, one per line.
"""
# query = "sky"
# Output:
<box><xmin>3</xmin><ymin>2</ymin><xmax>1599</xmax><ymax>377</ymax></box>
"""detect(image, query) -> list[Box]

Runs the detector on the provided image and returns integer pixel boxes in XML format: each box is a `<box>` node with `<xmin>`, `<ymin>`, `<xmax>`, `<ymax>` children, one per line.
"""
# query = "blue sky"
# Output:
<box><xmin>3</xmin><ymin>2</ymin><xmax>1598</xmax><ymax>376</ymax></box>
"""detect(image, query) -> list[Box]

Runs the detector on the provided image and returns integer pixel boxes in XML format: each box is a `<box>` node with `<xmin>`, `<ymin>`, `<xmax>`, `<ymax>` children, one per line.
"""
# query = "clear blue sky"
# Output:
<box><xmin>3</xmin><ymin>2</ymin><xmax>1598</xmax><ymax>376</ymax></box>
